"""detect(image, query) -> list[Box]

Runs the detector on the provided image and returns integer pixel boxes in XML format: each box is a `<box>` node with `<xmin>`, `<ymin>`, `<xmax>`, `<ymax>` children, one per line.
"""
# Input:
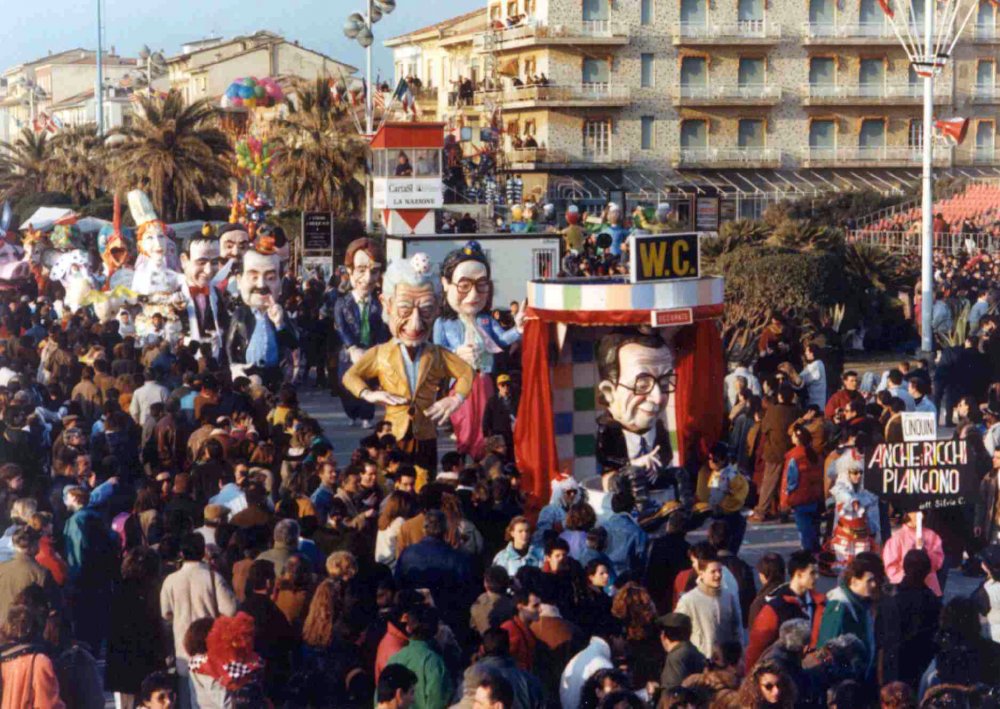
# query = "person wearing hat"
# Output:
<box><xmin>482</xmin><ymin>373</ymin><xmax>516</xmax><ymax>462</ymax></box>
<box><xmin>658</xmin><ymin>612</ymin><xmax>707</xmax><ymax>691</ymax></box>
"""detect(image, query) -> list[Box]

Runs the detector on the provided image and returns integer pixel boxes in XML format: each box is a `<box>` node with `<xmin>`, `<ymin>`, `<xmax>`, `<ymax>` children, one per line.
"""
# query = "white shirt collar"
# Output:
<box><xmin>623</xmin><ymin>427</ymin><xmax>657</xmax><ymax>460</ymax></box>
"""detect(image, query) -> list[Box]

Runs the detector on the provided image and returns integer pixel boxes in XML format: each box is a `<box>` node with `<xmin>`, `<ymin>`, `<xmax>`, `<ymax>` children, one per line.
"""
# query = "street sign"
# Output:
<box><xmin>629</xmin><ymin>232</ymin><xmax>701</xmax><ymax>283</ymax></box>
<box><xmin>302</xmin><ymin>212</ymin><xmax>334</xmax><ymax>251</ymax></box>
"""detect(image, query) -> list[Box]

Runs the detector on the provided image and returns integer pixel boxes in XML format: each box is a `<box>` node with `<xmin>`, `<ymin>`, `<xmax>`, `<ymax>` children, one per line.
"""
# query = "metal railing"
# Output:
<box><xmin>849</xmin><ymin>230</ymin><xmax>1000</xmax><ymax>254</ymax></box>
<box><xmin>803</xmin><ymin>82</ymin><xmax>947</xmax><ymax>99</ymax></box>
<box><xmin>475</xmin><ymin>19</ymin><xmax>629</xmax><ymax>46</ymax></box>
<box><xmin>969</xmin><ymin>23</ymin><xmax>1000</xmax><ymax>40</ymax></box>
<box><xmin>675</xmin><ymin>147</ymin><xmax>782</xmax><ymax>165</ymax></box>
<box><xmin>803</xmin><ymin>21</ymin><xmax>895</xmax><ymax>38</ymax></box>
<box><xmin>676</xmin><ymin>83</ymin><xmax>781</xmax><ymax>101</ymax></box>
<box><xmin>970</xmin><ymin>84</ymin><xmax>1000</xmax><ymax>101</ymax></box>
<box><xmin>476</xmin><ymin>83</ymin><xmax>630</xmax><ymax>103</ymax></box>
<box><xmin>506</xmin><ymin>146</ymin><xmax>630</xmax><ymax>165</ymax></box>
<box><xmin>805</xmin><ymin>146</ymin><xmax>946</xmax><ymax>164</ymax></box>
<box><xmin>676</xmin><ymin>20</ymin><xmax>782</xmax><ymax>39</ymax></box>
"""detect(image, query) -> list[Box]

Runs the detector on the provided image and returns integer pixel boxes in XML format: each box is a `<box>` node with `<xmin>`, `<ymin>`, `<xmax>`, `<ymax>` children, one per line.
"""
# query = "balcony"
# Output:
<box><xmin>506</xmin><ymin>146</ymin><xmax>630</xmax><ymax>169</ymax></box>
<box><xmin>956</xmin><ymin>148</ymin><xmax>1000</xmax><ymax>165</ymax></box>
<box><xmin>672</xmin><ymin>20</ymin><xmax>782</xmax><ymax>45</ymax></box>
<box><xmin>475</xmin><ymin>83</ymin><xmax>630</xmax><ymax>110</ymax></box>
<box><xmin>673</xmin><ymin>83</ymin><xmax>782</xmax><ymax>107</ymax></box>
<box><xmin>968</xmin><ymin>84</ymin><xmax>1000</xmax><ymax>103</ymax></box>
<box><xmin>968</xmin><ymin>23</ymin><xmax>1000</xmax><ymax>42</ymax></box>
<box><xmin>801</xmin><ymin>82</ymin><xmax>951</xmax><ymax>105</ymax></box>
<box><xmin>672</xmin><ymin>147</ymin><xmax>783</xmax><ymax>168</ymax></box>
<box><xmin>474</xmin><ymin>20</ymin><xmax>630</xmax><ymax>51</ymax></box>
<box><xmin>802</xmin><ymin>21</ymin><xmax>898</xmax><ymax>44</ymax></box>
<box><xmin>802</xmin><ymin>146</ymin><xmax>951</xmax><ymax>167</ymax></box>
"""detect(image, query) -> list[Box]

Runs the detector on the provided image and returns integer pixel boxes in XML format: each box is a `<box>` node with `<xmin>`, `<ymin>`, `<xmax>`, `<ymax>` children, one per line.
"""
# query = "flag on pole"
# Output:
<box><xmin>936</xmin><ymin>117</ymin><xmax>970</xmax><ymax>144</ymax></box>
<box><xmin>374</xmin><ymin>88</ymin><xmax>386</xmax><ymax>112</ymax></box>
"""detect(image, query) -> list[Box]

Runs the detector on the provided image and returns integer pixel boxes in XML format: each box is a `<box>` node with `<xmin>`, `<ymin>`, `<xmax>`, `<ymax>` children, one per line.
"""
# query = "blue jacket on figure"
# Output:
<box><xmin>333</xmin><ymin>294</ymin><xmax>389</xmax><ymax>361</ymax></box>
<box><xmin>433</xmin><ymin>315</ymin><xmax>520</xmax><ymax>374</ymax></box>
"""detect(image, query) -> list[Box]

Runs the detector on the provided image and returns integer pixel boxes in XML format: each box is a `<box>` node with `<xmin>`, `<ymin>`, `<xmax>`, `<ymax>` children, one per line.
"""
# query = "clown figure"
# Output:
<box><xmin>225</xmin><ymin>246</ymin><xmax>298</xmax><ymax>388</ymax></box>
<box><xmin>433</xmin><ymin>242</ymin><xmax>522</xmax><ymax>459</ymax></box>
<box><xmin>334</xmin><ymin>238</ymin><xmax>390</xmax><ymax>427</ymax></box>
<box><xmin>603</xmin><ymin>202</ymin><xmax>631</xmax><ymax>258</ymax></box>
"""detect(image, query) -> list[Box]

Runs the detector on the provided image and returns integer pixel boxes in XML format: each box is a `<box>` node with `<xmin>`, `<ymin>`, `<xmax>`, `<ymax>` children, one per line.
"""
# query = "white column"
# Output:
<box><xmin>919</xmin><ymin>0</ymin><xmax>934</xmax><ymax>353</ymax></box>
<box><xmin>364</xmin><ymin>0</ymin><xmax>375</xmax><ymax>235</ymax></box>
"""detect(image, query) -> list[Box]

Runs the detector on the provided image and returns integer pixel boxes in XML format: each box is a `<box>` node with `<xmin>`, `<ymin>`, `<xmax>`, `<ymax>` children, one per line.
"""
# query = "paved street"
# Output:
<box><xmin>298</xmin><ymin>384</ymin><xmax>985</xmax><ymax>602</ymax></box>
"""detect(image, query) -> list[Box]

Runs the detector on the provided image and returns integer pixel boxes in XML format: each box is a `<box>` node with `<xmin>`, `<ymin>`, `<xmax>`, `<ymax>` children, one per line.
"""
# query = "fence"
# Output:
<box><xmin>848</xmin><ymin>230</ymin><xmax>1000</xmax><ymax>254</ymax></box>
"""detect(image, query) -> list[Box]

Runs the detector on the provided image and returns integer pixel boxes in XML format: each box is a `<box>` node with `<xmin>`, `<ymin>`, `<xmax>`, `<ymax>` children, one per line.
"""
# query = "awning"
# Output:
<box><xmin>19</xmin><ymin>207</ymin><xmax>75</xmax><ymax>231</ymax></box>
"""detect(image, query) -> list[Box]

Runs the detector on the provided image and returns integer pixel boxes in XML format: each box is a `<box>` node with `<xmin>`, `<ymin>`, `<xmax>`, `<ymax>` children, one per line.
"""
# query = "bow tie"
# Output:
<box><xmin>189</xmin><ymin>286</ymin><xmax>210</xmax><ymax>297</ymax></box>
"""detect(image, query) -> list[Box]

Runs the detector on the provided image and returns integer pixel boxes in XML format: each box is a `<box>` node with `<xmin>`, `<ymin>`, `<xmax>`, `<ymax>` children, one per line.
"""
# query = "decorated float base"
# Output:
<box><xmin>514</xmin><ymin>274</ymin><xmax>726</xmax><ymax>516</ymax></box>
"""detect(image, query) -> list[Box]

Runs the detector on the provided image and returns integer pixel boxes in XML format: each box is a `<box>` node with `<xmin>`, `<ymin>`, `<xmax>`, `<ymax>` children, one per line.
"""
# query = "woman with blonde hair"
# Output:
<box><xmin>492</xmin><ymin>515</ymin><xmax>543</xmax><ymax>575</ymax></box>
<box><xmin>375</xmin><ymin>491</ymin><xmax>416</xmax><ymax>569</ymax></box>
<box><xmin>301</xmin><ymin>578</ymin><xmax>348</xmax><ymax>649</ymax></box>
<box><xmin>440</xmin><ymin>492</ymin><xmax>483</xmax><ymax>557</ymax></box>
<box><xmin>611</xmin><ymin>582</ymin><xmax>665</xmax><ymax>686</ymax></box>
<box><xmin>325</xmin><ymin>551</ymin><xmax>358</xmax><ymax>582</ymax></box>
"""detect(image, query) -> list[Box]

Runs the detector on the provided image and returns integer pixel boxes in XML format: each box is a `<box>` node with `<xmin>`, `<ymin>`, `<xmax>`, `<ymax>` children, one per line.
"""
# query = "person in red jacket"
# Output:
<box><xmin>500</xmin><ymin>587</ymin><xmax>540</xmax><ymax>671</ymax></box>
<box><xmin>745</xmin><ymin>550</ymin><xmax>825</xmax><ymax>669</ymax></box>
<box><xmin>781</xmin><ymin>425</ymin><xmax>825</xmax><ymax>553</ymax></box>
<box><xmin>824</xmin><ymin>371</ymin><xmax>863</xmax><ymax>421</ymax></box>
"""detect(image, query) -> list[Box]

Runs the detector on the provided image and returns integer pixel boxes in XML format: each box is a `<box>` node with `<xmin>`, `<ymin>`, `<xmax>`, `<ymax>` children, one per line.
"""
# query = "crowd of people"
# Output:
<box><xmin>2</xmin><ymin>241</ymin><xmax>1000</xmax><ymax>709</ymax></box>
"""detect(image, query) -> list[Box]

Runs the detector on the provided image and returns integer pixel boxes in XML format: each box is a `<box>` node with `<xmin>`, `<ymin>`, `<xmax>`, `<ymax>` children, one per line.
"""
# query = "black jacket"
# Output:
<box><xmin>482</xmin><ymin>393</ymin><xmax>515</xmax><ymax>437</ymax></box>
<box><xmin>596</xmin><ymin>420</ymin><xmax>672</xmax><ymax>473</ymax></box>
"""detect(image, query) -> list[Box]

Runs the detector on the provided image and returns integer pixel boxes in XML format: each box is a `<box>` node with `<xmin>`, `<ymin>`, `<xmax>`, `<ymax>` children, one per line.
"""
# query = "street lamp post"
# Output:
<box><xmin>96</xmin><ymin>0</ymin><xmax>104</xmax><ymax>136</ymax></box>
<box><xmin>344</xmin><ymin>0</ymin><xmax>396</xmax><ymax>235</ymax></box>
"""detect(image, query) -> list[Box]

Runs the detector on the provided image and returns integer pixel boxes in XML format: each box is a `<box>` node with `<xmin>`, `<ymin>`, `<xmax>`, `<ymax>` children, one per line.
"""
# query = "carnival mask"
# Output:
<box><xmin>598</xmin><ymin>340</ymin><xmax>675</xmax><ymax>434</ymax></box>
<box><xmin>383</xmin><ymin>281</ymin><xmax>437</xmax><ymax>347</ymax></box>
<box><xmin>181</xmin><ymin>239</ymin><xmax>221</xmax><ymax>289</ymax></box>
<box><xmin>238</xmin><ymin>249</ymin><xmax>281</xmax><ymax>310</ymax></box>
<box><xmin>444</xmin><ymin>260</ymin><xmax>490</xmax><ymax>317</ymax></box>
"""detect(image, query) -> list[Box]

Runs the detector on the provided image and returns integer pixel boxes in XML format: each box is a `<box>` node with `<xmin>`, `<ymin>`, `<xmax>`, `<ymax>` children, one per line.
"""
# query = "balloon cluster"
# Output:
<box><xmin>235</xmin><ymin>137</ymin><xmax>275</xmax><ymax>177</ymax></box>
<box><xmin>222</xmin><ymin>77</ymin><xmax>284</xmax><ymax>109</ymax></box>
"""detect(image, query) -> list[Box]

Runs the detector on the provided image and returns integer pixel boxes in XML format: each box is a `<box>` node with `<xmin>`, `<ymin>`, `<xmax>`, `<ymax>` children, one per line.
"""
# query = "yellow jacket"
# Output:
<box><xmin>342</xmin><ymin>340</ymin><xmax>474</xmax><ymax>441</ymax></box>
<box><xmin>695</xmin><ymin>464</ymin><xmax>749</xmax><ymax>514</ymax></box>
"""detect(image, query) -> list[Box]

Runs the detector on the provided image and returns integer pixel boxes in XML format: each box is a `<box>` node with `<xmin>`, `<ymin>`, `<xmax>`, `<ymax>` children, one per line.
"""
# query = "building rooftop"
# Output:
<box><xmin>385</xmin><ymin>8</ymin><xmax>487</xmax><ymax>46</ymax></box>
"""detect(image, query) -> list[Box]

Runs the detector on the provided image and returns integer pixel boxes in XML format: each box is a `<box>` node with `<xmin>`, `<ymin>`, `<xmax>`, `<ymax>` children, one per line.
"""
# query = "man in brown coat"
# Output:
<box><xmin>751</xmin><ymin>383</ymin><xmax>801</xmax><ymax>521</ymax></box>
<box><xmin>71</xmin><ymin>366</ymin><xmax>102</xmax><ymax>424</ymax></box>
<box><xmin>155</xmin><ymin>399</ymin><xmax>185</xmax><ymax>472</ymax></box>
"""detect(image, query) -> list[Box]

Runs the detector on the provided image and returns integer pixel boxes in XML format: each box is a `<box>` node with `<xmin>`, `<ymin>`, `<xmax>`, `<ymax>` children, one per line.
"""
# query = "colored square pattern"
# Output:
<box><xmin>573</xmin><ymin>434</ymin><xmax>595</xmax><ymax>458</ymax></box>
<box><xmin>571</xmin><ymin>338</ymin><xmax>594</xmax><ymax>363</ymax></box>
<box><xmin>552</xmin><ymin>363</ymin><xmax>574</xmax><ymax>389</ymax></box>
<box><xmin>553</xmin><ymin>412</ymin><xmax>574</xmax><ymax>436</ymax></box>
<box><xmin>573</xmin><ymin>386</ymin><xmax>595</xmax><ymax>411</ymax></box>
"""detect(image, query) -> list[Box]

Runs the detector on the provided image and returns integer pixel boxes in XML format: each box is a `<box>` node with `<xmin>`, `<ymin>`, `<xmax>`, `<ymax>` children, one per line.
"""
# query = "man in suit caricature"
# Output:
<box><xmin>595</xmin><ymin>331</ymin><xmax>690</xmax><ymax>512</ymax></box>
<box><xmin>334</xmin><ymin>238</ymin><xmax>390</xmax><ymax>427</ymax></box>
<box><xmin>179</xmin><ymin>233</ymin><xmax>227</xmax><ymax>361</ymax></box>
<box><xmin>342</xmin><ymin>256</ymin><xmax>473</xmax><ymax>477</ymax></box>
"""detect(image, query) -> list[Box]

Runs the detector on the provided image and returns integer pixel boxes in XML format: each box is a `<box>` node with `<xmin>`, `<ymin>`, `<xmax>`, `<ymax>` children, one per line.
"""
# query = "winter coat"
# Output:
<box><xmin>780</xmin><ymin>446</ymin><xmax>824</xmax><ymax>510</ymax></box>
<box><xmin>817</xmin><ymin>582</ymin><xmax>875</xmax><ymax>676</ymax></box>
<box><xmin>559</xmin><ymin>636</ymin><xmax>613</xmax><ymax>709</ymax></box>
<box><xmin>882</xmin><ymin>524</ymin><xmax>945</xmax><ymax>596</ymax></box>
<box><xmin>530</xmin><ymin>609</ymin><xmax>587</xmax><ymax>698</ymax></box>
<box><xmin>0</xmin><ymin>553</ymin><xmax>59</xmax><ymax>632</ymax></box>
<box><xmin>386</xmin><ymin>639</ymin><xmax>452</xmax><ymax>709</ymax></box>
<box><xmin>877</xmin><ymin>581</ymin><xmax>940</xmax><ymax>687</ymax></box>
<box><xmin>660</xmin><ymin>641</ymin><xmax>706</xmax><ymax>690</ymax></box>
<box><xmin>533</xmin><ymin>478</ymin><xmax>586</xmax><ymax>545</ymax></box>
<box><xmin>599</xmin><ymin>512</ymin><xmax>648</xmax><ymax>577</ymax></box>
<box><xmin>976</xmin><ymin>471</ymin><xmax>1000</xmax><ymax>544</ymax></box>
<box><xmin>0</xmin><ymin>644</ymin><xmax>65</xmax><ymax>709</ymax></box>
<box><xmin>492</xmin><ymin>543</ymin><xmax>544</xmax><ymax>577</ymax></box>
<box><xmin>106</xmin><ymin>579</ymin><xmax>166</xmax><ymax>693</ymax></box>
<box><xmin>375</xmin><ymin>620</ymin><xmax>408</xmax><ymax>682</ymax></box>
<box><xmin>455</xmin><ymin>654</ymin><xmax>545</xmax><ymax>709</ymax></box>
<box><xmin>745</xmin><ymin>583</ymin><xmax>825</xmax><ymax>669</ymax></box>
<box><xmin>53</xmin><ymin>644</ymin><xmax>103</xmax><ymax>709</ymax></box>
<box><xmin>160</xmin><ymin>561</ymin><xmax>237</xmax><ymax>661</ymax></box>
<box><xmin>501</xmin><ymin>616</ymin><xmax>536</xmax><ymax>672</ymax></box>
<box><xmin>761</xmin><ymin>403</ymin><xmax>802</xmax><ymax>464</ymax></box>
<box><xmin>395</xmin><ymin>537</ymin><xmax>475</xmax><ymax>625</ymax></box>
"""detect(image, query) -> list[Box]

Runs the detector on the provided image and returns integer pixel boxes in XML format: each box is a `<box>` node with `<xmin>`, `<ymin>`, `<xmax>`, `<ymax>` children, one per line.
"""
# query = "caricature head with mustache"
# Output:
<box><xmin>238</xmin><ymin>248</ymin><xmax>281</xmax><ymax>311</ymax></box>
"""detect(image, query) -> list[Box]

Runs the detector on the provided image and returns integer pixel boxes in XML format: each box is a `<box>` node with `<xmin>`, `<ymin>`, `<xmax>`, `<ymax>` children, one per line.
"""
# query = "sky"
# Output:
<box><xmin>1</xmin><ymin>0</ymin><xmax>484</xmax><ymax>77</ymax></box>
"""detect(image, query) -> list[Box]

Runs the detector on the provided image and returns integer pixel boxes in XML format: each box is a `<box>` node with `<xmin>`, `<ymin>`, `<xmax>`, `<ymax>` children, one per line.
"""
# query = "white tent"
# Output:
<box><xmin>18</xmin><ymin>207</ymin><xmax>75</xmax><ymax>232</ymax></box>
<box><xmin>75</xmin><ymin>217</ymin><xmax>112</xmax><ymax>234</ymax></box>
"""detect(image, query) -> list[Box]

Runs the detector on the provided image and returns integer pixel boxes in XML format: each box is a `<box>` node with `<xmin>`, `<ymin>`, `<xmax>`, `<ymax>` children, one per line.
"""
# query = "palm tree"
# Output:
<box><xmin>270</xmin><ymin>78</ymin><xmax>366</xmax><ymax>215</ymax></box>
<box><xmin>46</xmin><ymin>123</ymin><xmax>106</xmax><ymax>205</ymax></box>
<box><xmin>0</xmin><ymin>127</ymin><xmax>53</xmax><ymax>201</ymax></box>
<box><xmin>105</xmin><ymin>90</ymin><xmax>231</xmax><ymax>221</ymax></box>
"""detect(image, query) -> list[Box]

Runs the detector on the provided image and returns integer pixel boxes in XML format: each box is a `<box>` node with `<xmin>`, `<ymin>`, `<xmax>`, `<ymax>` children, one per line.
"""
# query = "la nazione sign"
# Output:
<box><xmin>372</xmin><ymin>178</ymin><xmax>443</xmax><ymax>210</ymax></box>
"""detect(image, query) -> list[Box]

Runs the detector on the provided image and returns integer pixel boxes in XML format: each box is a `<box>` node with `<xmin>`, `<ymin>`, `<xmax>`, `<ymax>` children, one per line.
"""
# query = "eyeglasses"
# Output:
<box><xmin>616</xmin><ymin>371</ymin><xmax>677</xmax><ymax>396</ymax></box>
<box><xmin>454</xmin><ymin>278</ymin><xmax>491</xmax><ymax>295</ymax></box>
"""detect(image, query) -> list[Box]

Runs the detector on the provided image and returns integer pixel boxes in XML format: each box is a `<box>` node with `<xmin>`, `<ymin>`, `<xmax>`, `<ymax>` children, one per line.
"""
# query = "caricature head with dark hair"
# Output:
<box><xmin>440</xmin><ymin>241</ymin><xmax>492</xmax><ymax>320</ymax></box>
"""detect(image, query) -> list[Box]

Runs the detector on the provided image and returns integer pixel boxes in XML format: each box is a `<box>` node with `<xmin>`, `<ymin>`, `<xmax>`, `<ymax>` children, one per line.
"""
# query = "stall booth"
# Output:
<box><xmin>514</xmin><ymin>232</ymin><xmax>727</xmax><ymax>514</ymax></box>
<box><xmin>371</xmin><ymin>122</ymin><xmax>445</xmax><ymax>236</ymax></box>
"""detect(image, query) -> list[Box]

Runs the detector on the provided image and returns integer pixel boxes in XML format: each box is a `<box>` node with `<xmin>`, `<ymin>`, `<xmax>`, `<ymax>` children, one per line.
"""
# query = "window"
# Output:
<box><xmin>680</xmin><ymin>0</ymin><xmax>707</xmax><ymax>28</ymax></box>
<box><xmin>524</xmin><ymin>58</ymin><xmax>537</xmax><ymax>77</ymax></box>
<box><xmin>859</xmin><ymin>58</ymin><xmax>885</xmax><ymax>97</ymax></box>
<box><xmin>738</xmin><ymin>58</ymin><xmax>765</xmax><ymax>91</ymax></box>
<box><xmin>523</xmin><ymin>119</ymin><xmax>536</xmax><ymax>135</ymax></box>
<box><xmin>909</xmin><ymin>119</ymin><xmax>923</xmax><ymax>148</ymax></box>
<box><xmin>859</xmin><ymin>0</ymin><xmax>886</xmax><ymax>35</ymax></box>
<box><xmin>738</xmin><ymin>119</ymin><xmax>765</xmax><ymax>148</ymax></box>
<box><xmin>680</xmin><ymin>119</ymin><xmax>708</xmax><ymax>149</ymax></box>
<box><xmin>978</xmin><ymin>60</ymin><xmax>995</xmax><ymax>96</ymax></box>
<box><xmin>583</xmin><ymin>119</ymin><xmax>612</xmax><ymax>158</ymax></box>
<box><xmin>739</xmin><ymin>0</ymin><xmax>764</xmax><ymax>29</ymax></box>
<box><xmin>641</xmin><ymin>0</ymin><xmax>655</xmax><ymax>24</ymax></box>
<box><xmin>582</xmin><ymin>58</ymin><xmax>610</xmax><ymax>86</ymax></box>
<box><xmin>809</xmin><ymin>0</ymin><xmax>834</xmax><ymax>28</ymax></box>
<box><xmin>680</xmin><ymin>56</ymin><xmax>708</xmax><ymax>93</ymax></box>
<box><xmin>859</xmin><ymin>118</ymin><xmax>886</xmax><ymax>157</ymax></box>
<box><xmin>809</xmin><ymin>119</ymin><xmax>836</xmax><ymax>157</ymax></box>
<box><xmin>641</xmin><ymin>116</ymin><xmax>655</xmax><ymax>150</ymax></box>
<box><xmin>641</xmin><ymin>54</ymin><xmax>655</xmax><ymax>88</ymax></box>
<box><xmin>976</xmin><ymin>121</ymin><xmax>995</xmax><ymax>161</ymax></box>
<box><xmin>809</xmin><ymin>57</ymin><xmax>836</xmax><ymax>96</ymax></box>
<box><xmin>583</xmin><ymin>0</ymin><xmax>609</xmax><ymax>22</ymax></box>
<box><xmin>426</xmin><ymin>60</ymin><xmax>434</xmax><ymax>87</ymax></box>
<box><xmin>507</xmin><ymin>1</ymin><xmax>518</xmax><ymax>16</ymax></box>
<box><xmin>978</xmin><ymin>0</ymin><xmax>996</xmax><ymax>37</ymax></box>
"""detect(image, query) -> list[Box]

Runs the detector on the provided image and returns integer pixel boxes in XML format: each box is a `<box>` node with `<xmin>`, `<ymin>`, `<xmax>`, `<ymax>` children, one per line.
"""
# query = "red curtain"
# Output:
<box><xmin>514</xmin><ymin>313</ymin><xmax>559</xmax><ymax>502</ymax></box>
<box><xmin>674</xmin><ymin>321</ymin><xmax>726</xmax><ymax>467</ymax></box>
